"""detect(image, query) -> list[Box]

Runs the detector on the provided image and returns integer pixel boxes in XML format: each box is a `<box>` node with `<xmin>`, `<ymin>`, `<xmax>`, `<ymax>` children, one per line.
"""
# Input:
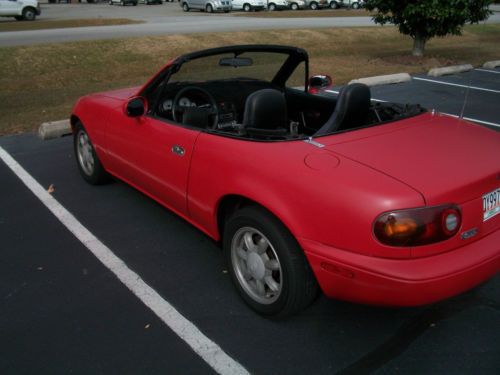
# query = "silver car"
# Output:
<box><xmin>181</xmin><ymin>0</ymin><xmax>232</xmax><ymax>12</ymax></box>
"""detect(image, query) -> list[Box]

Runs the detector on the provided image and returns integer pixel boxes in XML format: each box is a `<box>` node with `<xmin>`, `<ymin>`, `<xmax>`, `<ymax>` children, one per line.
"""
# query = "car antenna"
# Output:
<box><xmin>458</xmin><ymin>67</ymin><xmax>474</xmax><ymax>122</ymax></box>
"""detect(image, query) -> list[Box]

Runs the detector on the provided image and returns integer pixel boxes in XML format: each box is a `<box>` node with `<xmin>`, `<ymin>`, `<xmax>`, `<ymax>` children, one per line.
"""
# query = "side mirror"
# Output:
<box><xmin>126</xmin><ymin>97</ymin><xmax>147</xmax><ymax>118</ymax></box>
<box><xmin>308</xmin><ymin>75</ymin><xmax>333</xmax><ymax>94</ymax></box>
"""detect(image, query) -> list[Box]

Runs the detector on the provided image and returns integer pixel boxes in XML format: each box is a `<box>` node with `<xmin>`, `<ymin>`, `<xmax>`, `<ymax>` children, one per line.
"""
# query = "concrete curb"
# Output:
<box><xmin>38</xmin><ymin>119</ymin><xmax>71</xmax><ymax>140</ymax></box>
<box><xmin>428</xmin><ymin>64</ymin><xmax>473</xmax><ymax>77</ymax></box>
<box><xmin>349</xmin><ymin>73</ymin><xmax>411</xmax><ymax>87</ymax></box>
<box><xmin>483</xmin><ymin>60</ymin><xmax>500</xmax><ymax>69</ymax></box>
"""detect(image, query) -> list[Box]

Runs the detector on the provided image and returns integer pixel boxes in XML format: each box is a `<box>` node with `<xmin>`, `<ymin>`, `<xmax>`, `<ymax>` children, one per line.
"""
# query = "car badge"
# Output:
<box><xmin>461</xmin><ymin>228</ymin><xmax>478</xmax><ymax>240</ymax></box>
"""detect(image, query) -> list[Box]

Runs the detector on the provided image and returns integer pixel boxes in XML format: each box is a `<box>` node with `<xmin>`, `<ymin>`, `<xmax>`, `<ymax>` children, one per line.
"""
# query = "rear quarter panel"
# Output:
<box><xmin>187</xmin><ymin>133</ymin><xmax>425</xmax><ymax>258</ymax></box>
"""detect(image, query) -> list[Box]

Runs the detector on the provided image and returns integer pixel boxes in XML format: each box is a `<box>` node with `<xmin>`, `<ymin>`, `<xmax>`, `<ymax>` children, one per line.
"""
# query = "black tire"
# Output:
<box><xmin>268</xmin><ymin>3</ymin><xmax>276</xmax><ymax>11</ymax></box>
<box><xmin>22</xmin><ymin>7</ymin><xmax>36</xmax><ymax>21</ymax></box>
<box><xmin>290</xmin><ymin>3</ymin><xmax>298</xmax><ymax>10</ymax></box>
<box><xmin>74</xmin><ymin>122</ymin><xmax>110</xmax><ymax>185</ymax></box>
<box><xmin>243</xmin><ymin>3</ymin><xmax>251</xmax><ymax>12</ymax></box>
<box><xmin>206</xmin><ymin>3</ymin><xmax>213</xmax><ymax>13</ymax></box>
<box><xmin>182</xmin><ymin>2</ymin><xmax>189</xmax><ymax>11</ymax></box>
<box><xmin>309</xmin><ymin>1</ymin><xmax>318</xmax><ymax>10</ymax></box>
<box><xmin>352</xmin><ymin>2</ymin><xmax>359</xmax><ymax>9</ymax></box>
<box><xmin>329</xmin><ymin>1</ymin><xmax>338</xmax><ymax>9</ymax></box>
<box><xmin>223</xmin><ymin>206</ymin><xmax>319</xmax><ymax>318</ymax></box>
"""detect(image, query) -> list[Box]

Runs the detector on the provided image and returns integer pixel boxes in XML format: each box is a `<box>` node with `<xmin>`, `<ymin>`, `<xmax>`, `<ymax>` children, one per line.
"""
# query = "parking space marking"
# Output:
<box><xmin>0</xmin><ymin>146</ymin><xmax>249</xmax><ymax>375</ymax></box>
<box><xmin>324</xmin><ymin>90</ymin><xmax>500</xmax><ymax>128</ymax></box>
<box><xmin>474</xmin><ymin>68</ymin><xmax>500</xmax><ymax>75</ymax></box>
<box><xmin>412</xmin><ymin>76</ymin><xmax>500</xmax><ymax>94</ymax></box>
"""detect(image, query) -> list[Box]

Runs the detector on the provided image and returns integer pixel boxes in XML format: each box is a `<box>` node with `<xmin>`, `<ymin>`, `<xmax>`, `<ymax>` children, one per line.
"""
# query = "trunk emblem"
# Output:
<box><xmin>461</xmin><ymin>228</ymin><xmax>478</xmax><ymax>240</ymax></box>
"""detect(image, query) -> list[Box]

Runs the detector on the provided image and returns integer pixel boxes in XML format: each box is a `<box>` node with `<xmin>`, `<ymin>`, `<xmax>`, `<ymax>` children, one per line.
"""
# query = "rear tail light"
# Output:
<box><xmin>373</xmin><ymin>204</ymin><xmax>461</xmax><ymax>247</ymax></box>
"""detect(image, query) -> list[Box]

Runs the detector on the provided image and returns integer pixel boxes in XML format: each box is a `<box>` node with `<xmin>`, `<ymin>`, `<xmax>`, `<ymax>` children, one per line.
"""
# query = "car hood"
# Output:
<box><xmin>97</xmin><ymin>86</ymin><xmax>141</xmax><ymax>100</ymax></box>
<box><xmin>323</xmin><ymin>114</ymin><xmax>500</xmax><ymax>205</ymax></box>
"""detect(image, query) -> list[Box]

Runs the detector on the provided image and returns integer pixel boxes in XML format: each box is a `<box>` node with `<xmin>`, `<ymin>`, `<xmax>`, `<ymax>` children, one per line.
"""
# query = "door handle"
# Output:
<box><xmin>171</xmin><ymin>145</ymin><xmax>185</xmax><ymax>156</ymax></box>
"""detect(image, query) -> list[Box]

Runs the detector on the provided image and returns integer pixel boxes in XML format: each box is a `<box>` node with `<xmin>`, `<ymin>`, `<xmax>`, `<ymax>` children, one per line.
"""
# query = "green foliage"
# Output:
<box><xmin>364</xmin><ymin>0</ymin><xmax>493</xmax><ymax>42</ymax></box>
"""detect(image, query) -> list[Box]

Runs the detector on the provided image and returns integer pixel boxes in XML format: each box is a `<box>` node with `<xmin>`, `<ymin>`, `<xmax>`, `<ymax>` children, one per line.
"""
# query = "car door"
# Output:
<box><xmin>105</xmin><ymin>111</ymin><xmax>200</xmax><ymax>217</ymax></box>
<box><xmin>0</xmin><ymin>0</ymin><xmax>19</xmax><ymax>15</ymax></box>
<box><xmin>231</xmin><ymin>0</ymin><xmax>241</xmax><ymax>9</ymax></box>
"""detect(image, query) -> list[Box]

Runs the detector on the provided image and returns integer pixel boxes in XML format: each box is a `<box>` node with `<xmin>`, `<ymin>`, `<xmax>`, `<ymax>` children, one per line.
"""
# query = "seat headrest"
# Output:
<box><xmin>243</xmin><ymin>89</ymin><xmax>287</xmax><ymax>130</ymax></box>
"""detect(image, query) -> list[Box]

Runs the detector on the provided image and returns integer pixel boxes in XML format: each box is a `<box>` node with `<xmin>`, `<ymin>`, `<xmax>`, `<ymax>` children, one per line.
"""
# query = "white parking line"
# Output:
<box><xmin>0</xmin><ymin>146</ymin><xmax>249</xmax><ymax>375</ymax></box>
<box><xmin>324</xmin><ymin>90</ymin><xmax>500</xmax><ymax>128</ymax></box>
<box><xmin>412</xmin><ymin>76</ymin><xmax>500</xmax><ymax>94</ymax></box>
<box><xmin>475</xmin><ymin>68</ymin><xmax>500</xmax><ymax>75</ymax></box>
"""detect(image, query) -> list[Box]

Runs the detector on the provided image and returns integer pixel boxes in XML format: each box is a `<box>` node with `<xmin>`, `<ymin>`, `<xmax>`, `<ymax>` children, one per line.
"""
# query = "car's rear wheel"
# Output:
<box><xmin>223</xmin><ymin>206</ymin><xmax>318</xmax><ymax>317</ymax></box>
<box><xmin>352</xmin><ymin>2</ymin><xmax>359</xmax><ymax>9</ymax></box>
<box><xmin>243</xmin><ymin>3</ymin><xmax>251</xmax><ymax>12</ymax></box>
<box><xmin>329</xmin><ymin>1</ymin><xmax>338</xmax><ymax>8</ymax></box>
<box><xmin>22</xmin><ymin>7</ymin><xmax>36</xmax><ymax>21</ymax></box>
<box><xmin>182</xmin><ymin>2</ymin><xmax>189</xmax><ymax>11</ymax></box>
<box><xmin>290</xmin><ymin>3</ymin><xmax>298</xmax><ymax>10</ymax></box>
<box><xmin>206</xmin><ymin>3</ymin><xmax>213</xmax><ymax>12</ymax></box>
<box><xmin>268</xmin><ymin>3</ymin><xmax>276</xmax><ymax>11</ymax></box>
<box><xmin>309</xmin><ymin>1</ymin><xmax>318</xmax><ymax>10</ymax></box>
<box><xmin>74</xmin><ymin>122</ymin><xmax>110</xmax><ymax>185</ymax></box>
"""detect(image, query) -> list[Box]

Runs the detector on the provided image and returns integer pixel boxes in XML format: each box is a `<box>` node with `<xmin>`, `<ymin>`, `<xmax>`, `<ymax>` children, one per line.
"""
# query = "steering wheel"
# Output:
<box><xmin>172</xmin><ymin>86</ymin><xmax>219</xmax><ymax>129</ymax></box>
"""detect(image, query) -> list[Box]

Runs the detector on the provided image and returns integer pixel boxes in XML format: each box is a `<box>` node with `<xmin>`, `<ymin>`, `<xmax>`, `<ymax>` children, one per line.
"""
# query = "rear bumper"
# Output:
<box><xmin>299</xmin><ymin>228</ymin><xmax>500</xmax><ymax>306</ymax></box>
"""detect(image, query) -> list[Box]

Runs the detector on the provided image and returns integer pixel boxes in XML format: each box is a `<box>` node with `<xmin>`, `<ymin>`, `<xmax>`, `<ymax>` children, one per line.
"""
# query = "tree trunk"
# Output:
<box><xmin>412</xmin><ymin>34</ymin><xmax>426</xmax><ymax>57</ymax></box>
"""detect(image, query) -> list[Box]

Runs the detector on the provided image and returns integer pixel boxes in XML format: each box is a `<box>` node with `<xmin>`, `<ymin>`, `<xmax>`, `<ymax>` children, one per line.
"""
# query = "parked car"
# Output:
<box><xmin>71</xmin><ymin>44</ymin><xmax>500</xmax><ymax>317</ymax></box>
<box><xmin>333</xmin><ymin>0</ymin><xmax>364</xmax><ymax>9</ymax></box>
<box><xmin>139</xmin><ymin>0</ymin><xmax>163</xmax><ymax>4</ymax></box>
<box><xmin>267</xmin><ymin>0</ymin><xmax>289</xmax><ymax>11</ymax></box>
<box><xmin>109</xmin><ymin>0</ymin><xmax>138</xmax><ymax>5</ymax></box>
<box><xmin>288</xmin><ymin>0</ymin><xmax>305</xmax><ymax>10</ymax></box>
<box><xmin>181</xmin><ymin>0</ymin><xmax>231</xmax><ymax>12</ymax></box>
<box><xmin>0</xmin><ymin>0</ymin><xmax>40</xmax><ymax>21</ymax></box>
<box><xmin>304</xmin><ymin>0</ymin><xmax>328</xmax><ymax>10</ymax></box>
<box><xmin>232</xmin><ymin>0</ymin><xmax>265</xmax><ymax>12</ymax></box>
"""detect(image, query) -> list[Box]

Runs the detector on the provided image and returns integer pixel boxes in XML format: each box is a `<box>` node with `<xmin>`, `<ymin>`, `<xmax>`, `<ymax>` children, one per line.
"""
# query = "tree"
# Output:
<box><xmin>364</xmin><ymin>0</ymin><xmax>493</xmax><ymax>57</ymax></box>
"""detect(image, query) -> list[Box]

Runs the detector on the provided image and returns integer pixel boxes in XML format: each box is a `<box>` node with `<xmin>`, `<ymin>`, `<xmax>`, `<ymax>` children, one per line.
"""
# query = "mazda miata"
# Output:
<box><xmin>72</xmin><ymin>45</ymin><xmax>500</xmax><ymax>317</ymax></box>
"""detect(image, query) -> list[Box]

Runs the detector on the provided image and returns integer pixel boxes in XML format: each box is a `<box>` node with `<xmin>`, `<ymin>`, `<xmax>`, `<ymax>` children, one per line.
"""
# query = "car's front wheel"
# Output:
<box><xmin>206</xmin><ymin>3</ymin><xmax>213</xmax><ymax>12</ymax></box>
<box><xmin>329</xmin><ymin>1</ymin><xmax>338</xmax><ymax>8</ymax></box>
<box><xmin>309</xmin><ymin>1</ymin><xmax>318</xmax><ymax>10</ymax></box>
<box><xmin>74</xmin><ymin>122</ymin><xmax>110</xmax><ymax>185</ymax></box>
<box><xmin>182</xmin><ymin>2</ymin><xmax>189</xmax><ymax>11</ymax></box>
<box><xmin>268</xmin><ymin>2</ymin><xmax>276</xmax><ymax>11</ymax></box>
<box><xmin>22</xmin><ymin>7</ymin><xmax>36</xmax><ymax>21</ymax></box>
<box><xmin>223</xmin><ymin>206</ymin><xmax>318</xmax><ymax>317</ymax></box>
<box><xmin>243</xmin><ymin>3</ymin><xmax>251</xmax><ymax>11</ymax></box>
<box><xmin>352</xmin><ymin>2</ymin><xmax>359</xmax><ymax>9</ymax></box>
<box><xmin>290</xmin><ymin>2</ymin><xmax>298</xmax><ymax>10</ymax></box>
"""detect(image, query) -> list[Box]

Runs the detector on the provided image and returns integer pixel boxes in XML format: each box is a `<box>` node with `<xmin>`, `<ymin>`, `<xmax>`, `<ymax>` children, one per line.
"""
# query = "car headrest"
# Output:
<box><xmin>243</xmin><ymin>89</ymin><xmax>287</xmax><ymax>130</ymax></box>
<box><xmin>315</xmin><ymin>83</ymin><xmax>371</xmax><ymax>135</ymax></box>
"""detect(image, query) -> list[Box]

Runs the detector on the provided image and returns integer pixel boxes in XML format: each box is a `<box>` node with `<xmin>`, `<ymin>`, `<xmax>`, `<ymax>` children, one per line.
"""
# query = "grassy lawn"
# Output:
<box><xmin>0</xmin><ymin>18</ymin><xmax>142</xmax><ymax>32</ymax></box>
<box><xmin>236</xmin><ymin>9</ymin><xmax>375</xmax><ymax>17</ymax></box>
<box><xmin>1</xmin><ymin>24</ymin><xmax>499</xmax><ymax>135</ymax></box>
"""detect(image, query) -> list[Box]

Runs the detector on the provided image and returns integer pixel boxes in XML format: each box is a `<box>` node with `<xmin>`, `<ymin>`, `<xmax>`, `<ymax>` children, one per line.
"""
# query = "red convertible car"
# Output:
<box><xmin>72</xmin><ymin>45</ymin><xmax>500</xmax><ymax>317</ymax></box>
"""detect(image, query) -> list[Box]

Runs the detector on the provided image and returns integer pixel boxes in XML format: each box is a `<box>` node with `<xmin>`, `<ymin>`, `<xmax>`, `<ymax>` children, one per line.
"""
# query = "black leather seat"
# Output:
<box><xmin>315</xmin><ymin>83</ymin><xmax>371</xmax><ymax>136</ymax></box>
<box><xmin>243</xmin><ymin>89</ymin><xmax>288</xmax><ymax>137</ymax></box>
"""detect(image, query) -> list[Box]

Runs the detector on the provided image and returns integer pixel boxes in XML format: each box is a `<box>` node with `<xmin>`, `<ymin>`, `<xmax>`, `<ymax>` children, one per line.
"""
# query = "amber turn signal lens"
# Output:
<box><xmin>374</xmin><ymin>204</ymin><xmax>461</xmax><ymax>247</ymax></box>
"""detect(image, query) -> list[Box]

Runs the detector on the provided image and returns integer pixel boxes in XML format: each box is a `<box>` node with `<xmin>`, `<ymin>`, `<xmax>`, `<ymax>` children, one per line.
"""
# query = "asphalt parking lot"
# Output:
<box><xmin>1</xmin><ymin>69</ymin><xmax>499</xmax><ymax>374</ymax></box>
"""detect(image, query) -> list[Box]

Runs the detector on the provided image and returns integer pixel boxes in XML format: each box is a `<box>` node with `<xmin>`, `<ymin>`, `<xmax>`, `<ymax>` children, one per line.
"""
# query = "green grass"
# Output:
<box><xmin>1</xmin><ymin>24</ymin><xmax>499</xmax><ymax>135</ymax></box>
<box><xmin>0</xmin><ymin>18</ymin><xmax>142</xmax><ymax>32</ymax></box>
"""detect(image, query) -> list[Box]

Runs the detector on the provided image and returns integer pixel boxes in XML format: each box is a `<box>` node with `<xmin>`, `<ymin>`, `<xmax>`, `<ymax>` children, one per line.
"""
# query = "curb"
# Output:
<box><xmin>483</xmin><ymin>60</ymin><xmax>500</xmax><ymax>69</ymax></box>
<box><xmin>38</xmin><ymin>119</ymin><xmax>71</xmax><ymax>140</ymax></box>
<box><xmin>349</xmin><ymin>73</ymin><xmax>411</xmax><ymax>87</ymax></box>
<box><xmin>428</xmin><ymin>64</ymin><xmax>473</xmax><ymax>77</ymax></box>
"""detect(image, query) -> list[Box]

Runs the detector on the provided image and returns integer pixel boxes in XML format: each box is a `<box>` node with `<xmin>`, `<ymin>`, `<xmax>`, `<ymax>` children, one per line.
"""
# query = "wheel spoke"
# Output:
<box><xmin>264</xmin><ymin>276</ymin><xmax>280</xmax><ymax>293</ymax></box>
<box><xmin>255</xmin><ymin>279</ymin><xmax>266</xmax><ymax>296</ymax></box>
<box><xmin>265</xmin><ymin>259</ymin><xmax>279</xmax><ymax>271</ymax></box>
<box><xmin>256</xmin><ymin>237</ymin><xmax>268</xmax><ymax>254</ymax></box>
<box><xmin>236</xmin><ymin>247</ymin><xmax>247</xmax><ymax>260</ymax></box>
<box><xmin>243</xmin><ymin>232</ymin><xmax>256</xmax><ymax>252</ymax></box>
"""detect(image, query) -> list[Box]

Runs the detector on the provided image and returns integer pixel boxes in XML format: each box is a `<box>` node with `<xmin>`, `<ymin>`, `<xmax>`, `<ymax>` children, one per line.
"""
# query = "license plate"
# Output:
<box><xmin>483</xmin><ymin>187</ymin><xmax>500</xmax><ymax>221</ymax></box>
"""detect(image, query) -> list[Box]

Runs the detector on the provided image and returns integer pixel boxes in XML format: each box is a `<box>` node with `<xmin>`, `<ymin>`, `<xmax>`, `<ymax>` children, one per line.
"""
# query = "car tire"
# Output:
<box><xmin>309</xmin><ymin>1</ymin><xmax>318</xmax><ymax>10</ymax></box>
<box><xmin>22</xmin><ymin>7</ymin><xmax>36</xmax><ymax>21</ymax></box>
<box><xmin>290</xmin><ymin>3</ymin><xmax>298</xmax><ymax>10</ymax></box>
<box><xmin>223</xmin><ymin>206</ymin><xmax>319</xmax><ymax>318</ymax></box>
<box><xmin>182</xmin><ymin>2</ymin><xmax>189</xmax><ymax>11</ymax></box>
<box><xmin>133</xmin><ymin>1</ymin><xmax>138</xmax><ymax>5</ymax></box>
<box><xmin>120</xmin><ymin>0</ymin><xmax>124</xmax><ymax>5</ymax></box>
<box><xmin>329</xmin><ymin>1</ymin><xmax>338</xmax><ymax>8</ymax></box>
<box><xmin>352</xmin><ymin>2</ymin><xmax>359</xmax><ymax>9</ymax></box>
<box><xmin>74</xmin><ymin>122</ymin><xmax>111</xmax><ymax>185</ymax></box>
<box><xmin>206</xmin><ymin>3</ymin><xmax>213</xmax><ymax>13</ymax></box>
<box><xmin>268</xmin><ymin>3</ymin><xmax>276</xmax><ymax>11</ymax></box>
<box><xmin>243</xmin><ymin>3</ymin><xmax>251</xmax><ymax>12</ymax></box>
